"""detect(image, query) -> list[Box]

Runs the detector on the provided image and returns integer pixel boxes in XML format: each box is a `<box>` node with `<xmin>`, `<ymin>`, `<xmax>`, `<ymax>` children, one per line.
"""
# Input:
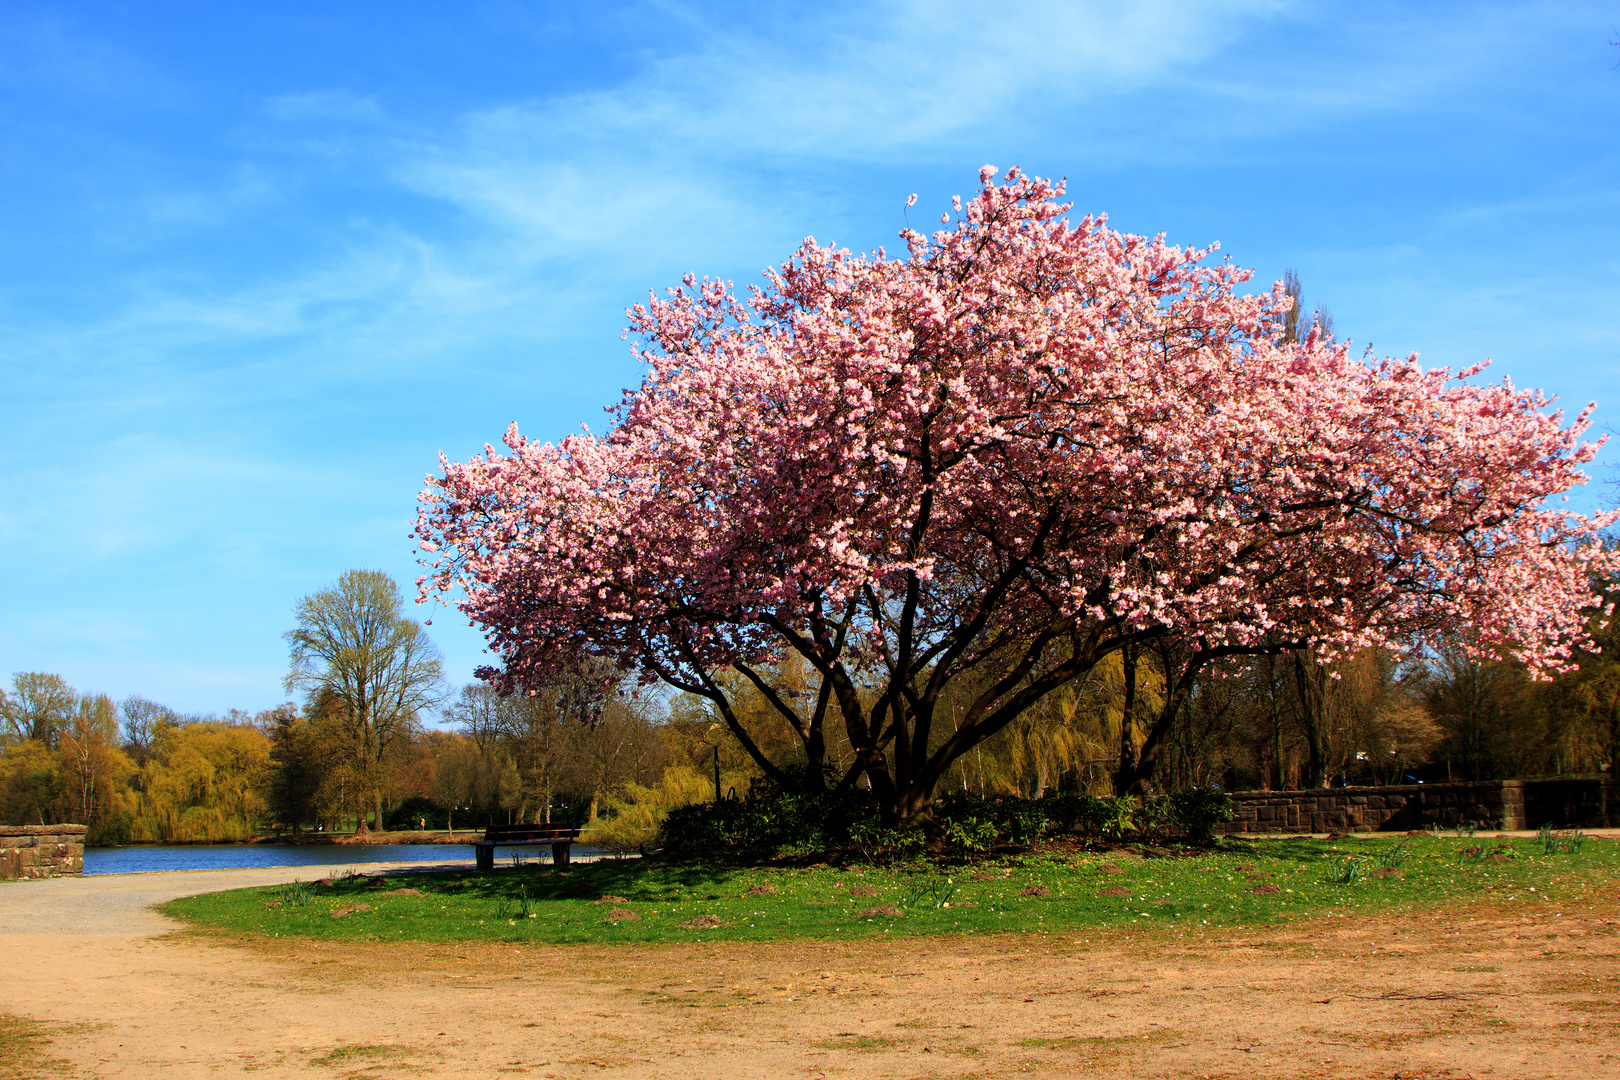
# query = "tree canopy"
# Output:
<box><xmin>284</xmin><ymin>569</ymin><xmax>444</xmax><ymax>829</ymax></box>
<box><xmin>417</xmin><ymin>166</ymin><xmax>1615</xmax><ymax>821</ymax></box>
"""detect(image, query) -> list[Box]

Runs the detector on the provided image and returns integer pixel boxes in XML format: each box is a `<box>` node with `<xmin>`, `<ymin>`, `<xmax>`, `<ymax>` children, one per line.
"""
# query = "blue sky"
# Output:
<box><xmin>2</xmin><ymin>1</ymin><xmax>1617</xmax><ymax>717</ymax></box>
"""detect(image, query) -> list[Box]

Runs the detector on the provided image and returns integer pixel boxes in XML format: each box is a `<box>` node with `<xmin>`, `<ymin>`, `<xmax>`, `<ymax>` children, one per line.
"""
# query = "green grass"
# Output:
<box><xmin>0</xmin><ymin>1014</ymin><xmax>75</xmax><ymax>1078</ymax></box>
<box><xmin>308</xmin><ymin>1043</ymin><xmax>416</xmax><ymax>1067</ymax></box>
<box><xmin>159</xmin><ymin>834</ymin><xmax>1620</xmax><ymax>947</ymax></box>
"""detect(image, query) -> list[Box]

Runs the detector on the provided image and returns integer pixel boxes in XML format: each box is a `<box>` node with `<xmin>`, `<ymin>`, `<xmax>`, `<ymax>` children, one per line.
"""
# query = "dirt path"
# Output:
<box><xmin>2</xmin><ymin>867</ymin><xmax>1617</xmax><ymax>1079</ymax></box>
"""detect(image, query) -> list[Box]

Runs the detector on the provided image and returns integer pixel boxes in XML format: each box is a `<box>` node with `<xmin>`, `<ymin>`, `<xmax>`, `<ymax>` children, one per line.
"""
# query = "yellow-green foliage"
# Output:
<box><xmin>1</xmin><ymin>723</ymin><xmax>135</xmax><ymax>837</ymax></box>
<box><xmin>946</xmin><ymin>651</ymin><xmax>1157</xmax><ymax>798</ymax></box>
<box><xmin>588</xmin><ymin>763</ymin><xmax>729</xmax><ymax>850</ymax></box>
<box><xmin>130</xmin><ymin>722</ymin><xmax>271</xmax><ymax>842</ymax></box>
<box><xmin>0</xmin><ymin>738</ymin><xmax>63</xmax><ymax>825</ymax></box>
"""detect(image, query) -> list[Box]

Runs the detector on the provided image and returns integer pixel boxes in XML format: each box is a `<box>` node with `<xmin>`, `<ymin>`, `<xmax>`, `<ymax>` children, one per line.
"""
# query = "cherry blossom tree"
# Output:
<box><xmin>417</xmin><ymin>167</ymin><xmax>1615</xmax><ymax>821</ymax></box>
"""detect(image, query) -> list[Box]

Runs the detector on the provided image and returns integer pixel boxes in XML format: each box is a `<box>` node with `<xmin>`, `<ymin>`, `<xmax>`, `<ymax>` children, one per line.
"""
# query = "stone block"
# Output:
<box><xmin>0</xmin><ymin>825</ymin><xmax>85</xmax><ymax>879</ymax></box>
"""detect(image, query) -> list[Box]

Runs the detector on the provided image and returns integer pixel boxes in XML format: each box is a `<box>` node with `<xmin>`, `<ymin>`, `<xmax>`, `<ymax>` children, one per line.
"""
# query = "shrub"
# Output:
<box><xmin>653</xmin><ymin>778</ymin><xmax>1236</xmax><ymax>862</ymax></box>
<box><xmin>1169</xmin><ymin>786</ymin><xmax>1235</xmax><ymax>845</ymax></box>
<box><xmin>848</xmin><ymin>819</ymin><xmax>928</xmax><ymax>862</ymax></box>
<box><xmin>1039</xmin><ymin>793</ymin><xmax>1116</xmax><ymax>835</ymax></box>
<box><xmin>933</xmin><ymin>793</ymin><xmax>1053</xmax><ymax>846</ymax></box>
<box><xmin>655</xmin><ymin>767</ymin><xmax>881</xmax><ymax>859</ymax></box>
<box><xmin>938</xmin><ymin>788</ymin><xmax>1230</xmax><ymax>846</ymax></box>
<box><xmin>938</xmin><ymin>815</ymin><xmax>998</xmax><ymax>855</ymax></box>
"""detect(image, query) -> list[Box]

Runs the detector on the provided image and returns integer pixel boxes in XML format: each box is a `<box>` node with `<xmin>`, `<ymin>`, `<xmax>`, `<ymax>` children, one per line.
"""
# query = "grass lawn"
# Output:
<box><xmin>160</xmin><ymin>832</ymin><xmax>1620</xmax><ymax>946</ymax></box>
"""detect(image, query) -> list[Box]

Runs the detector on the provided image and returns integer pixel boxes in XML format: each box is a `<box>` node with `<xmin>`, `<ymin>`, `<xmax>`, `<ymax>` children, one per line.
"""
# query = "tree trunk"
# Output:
<box><xmin>1609</xmin><ymin>693</ymin><xmax>1620</xmax><ymax>784</ymax></box>
<box><xmin>1608</xmin><ymin>695</ymin><xmax>1619</xmax><ymax>827</ymax></box>
<box><xmin>1269</xmin><ymin>672</ymin><xmax>1285</xmax><ymax>790</ymax></box>
<box><xmin>1293</xmin><ymin>651</ymin><xmax>1330</xmax><ymax>788</ymax></box>
<box><xmin>1113</xmin><ymin>645</ymin><xmax>1141</xmax><ymax>796</ymax></box>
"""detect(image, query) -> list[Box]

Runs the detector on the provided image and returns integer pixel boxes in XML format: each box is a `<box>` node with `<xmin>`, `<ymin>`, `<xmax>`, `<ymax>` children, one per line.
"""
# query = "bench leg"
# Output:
<box><xmin>552</xmin><ymin>842</ymin><xmax>570</xmax><ymax>868</ymax></box>
<box><xmin>475</xmin><ymin>844</ymin><xmax>493</xmax><ymax>873</ymax></box>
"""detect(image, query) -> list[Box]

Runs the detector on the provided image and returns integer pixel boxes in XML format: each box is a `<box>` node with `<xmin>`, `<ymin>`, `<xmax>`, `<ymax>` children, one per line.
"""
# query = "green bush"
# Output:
<box><xmin>848</xmin><ymin>819</ymin><xmax>928</xmax><ymax>862</ymax></box>
<box><xmin>939</xmin><ymin>787</ymin><xmax>1230</xmax><ymax>846</ymax></box>
<box><xmin>654</xmin><ymin>778</ymin><xmax>1236</xmax><ymax>862</ymax></box>
<box><xmin>656</xmin><ymin>767</ymin><xmax>881</xmax><ymax>859</ymax></box>
<box><xmin>939</xmin><ymin>815</ymin><xmax>998</xmax><ymax>854</ymax></box>
<box><xmin>934</xmin><ymin>792</ymin><xmax>1053</xmax><ymax>845</ymax></box>
<box><xmin>1038</xmin><ymin>793</ymin><xmax>1116</xmax><ymax>834</ymax></box>
<box><xmin>1169</xmin><ymin>786</ymin><xmax>1235</xmax><ymax>845</ymax></box>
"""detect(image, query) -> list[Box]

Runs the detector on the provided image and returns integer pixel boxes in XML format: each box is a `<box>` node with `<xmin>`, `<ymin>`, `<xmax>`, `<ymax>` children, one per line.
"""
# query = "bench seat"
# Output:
<box><xmin>472</xmin><ymin>824</ymin><xmax>583</xmax><ymax>871</ymax></box>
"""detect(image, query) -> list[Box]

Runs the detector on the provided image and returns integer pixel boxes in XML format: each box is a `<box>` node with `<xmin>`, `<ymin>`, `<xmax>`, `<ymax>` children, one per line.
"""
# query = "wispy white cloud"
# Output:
<box><xmin>665</xmin><ymin>0</ymin><xmax>1284</xmax><ymax>155</ymax></box>
<box><xmin>22</xmin><ymin>0</ymin><xmax>1550</xmax><ymax>403</ymax></box>
<box><xmin>391</xmin><ymin>0</ymin><xmax>1283</xmax><ymax>227</ymax></box>
<box><xmin>1436</xmin><ymin>157</ymin><xmax>1620</xmax><ymax>229</ymax></box>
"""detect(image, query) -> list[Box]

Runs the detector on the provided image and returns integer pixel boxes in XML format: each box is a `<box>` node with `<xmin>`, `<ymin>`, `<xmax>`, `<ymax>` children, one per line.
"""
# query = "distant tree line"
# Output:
<box><xmin>4</xmin><ymin>566</ymin><xmax>1613</xmax><ymax>847</ymax></box>
<box><xmin>0</xmin><ymin>667</ymin><xmax>675</xmax><ymax>845</ymax></box>
<box><xmin>0</xmin><ymin>672</ymin><xmax>277</xmax><ymax>845</ymax></box>
<box><xmin>652</xmin><ymin>614</ymin><xmax>1617</xmax><ymax>810</ymax></box>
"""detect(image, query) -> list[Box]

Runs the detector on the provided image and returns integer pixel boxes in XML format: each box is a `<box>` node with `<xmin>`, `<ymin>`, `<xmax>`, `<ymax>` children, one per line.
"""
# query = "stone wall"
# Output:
<box><xmin>1217</xmin><ymin>781</ymin><xmax>1528</xmax><ymax>836</ymax></box>
<box><xmin>0</xmin><ymin>825</ymin><xmax>86</xmax><ymax>879</ymax></box>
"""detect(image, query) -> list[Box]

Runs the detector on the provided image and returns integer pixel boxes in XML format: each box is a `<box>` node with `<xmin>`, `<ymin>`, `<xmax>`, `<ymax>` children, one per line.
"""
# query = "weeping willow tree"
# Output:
<box><xmin>935</xmin><ymin>650</ymin><xmax>1166</xmax><ymax>798</ymax></box>
<box><xmin>129</xmin><ymin>721</ymin><xmax>271</xmax><ymax>842</ymax></box>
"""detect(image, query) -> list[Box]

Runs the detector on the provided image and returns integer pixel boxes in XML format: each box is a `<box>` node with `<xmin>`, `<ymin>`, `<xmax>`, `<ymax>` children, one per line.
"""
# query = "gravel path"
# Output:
<box><xmin>0</xmin><ymin>861</ymin><xmax>463</xmax><ymax>937</ymax></box>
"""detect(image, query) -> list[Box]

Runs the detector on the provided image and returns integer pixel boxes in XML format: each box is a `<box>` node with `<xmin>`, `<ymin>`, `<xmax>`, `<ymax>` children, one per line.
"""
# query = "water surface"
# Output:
<box><xmin>84</xmin><ymin>843</ymin><xmax>602</xmax><ymax>875</ymax></box>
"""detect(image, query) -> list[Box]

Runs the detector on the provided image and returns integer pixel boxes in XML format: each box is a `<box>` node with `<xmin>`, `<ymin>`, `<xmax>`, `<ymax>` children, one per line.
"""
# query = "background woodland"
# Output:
<box><xmin>3</xmin><ymin>580</ymin><xmax>1615</xmax><ymax>847</ymax></box>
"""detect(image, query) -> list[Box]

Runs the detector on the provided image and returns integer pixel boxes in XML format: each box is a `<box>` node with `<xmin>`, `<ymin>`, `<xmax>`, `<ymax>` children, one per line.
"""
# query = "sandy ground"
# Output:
<box><xmin>2</xmin><ymin>859</ymin><xmax>1617</xmax><ymax>1079</ymax></box>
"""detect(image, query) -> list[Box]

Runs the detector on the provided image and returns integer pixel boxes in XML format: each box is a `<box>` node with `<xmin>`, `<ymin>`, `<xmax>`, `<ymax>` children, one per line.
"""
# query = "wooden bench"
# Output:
<box><xmin>473</xmin><ymin>824</ymin><xmax>583</xmax><ymax>872</ymax></box>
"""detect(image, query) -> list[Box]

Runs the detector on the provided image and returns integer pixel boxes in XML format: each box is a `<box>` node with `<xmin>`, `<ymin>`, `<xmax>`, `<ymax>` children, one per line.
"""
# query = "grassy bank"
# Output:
<box><xmin>160</xmin><ymin>833</ymin><xmax>1619</xmax><ymax>947</ymax></box>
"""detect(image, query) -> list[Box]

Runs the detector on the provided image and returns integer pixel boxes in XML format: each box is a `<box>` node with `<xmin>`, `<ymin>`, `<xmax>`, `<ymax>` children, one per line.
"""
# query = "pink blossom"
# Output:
<box><xmin>417</xmin><ymin>167</ymin><xmax>1615</xmax><ymax>818</ymax></box>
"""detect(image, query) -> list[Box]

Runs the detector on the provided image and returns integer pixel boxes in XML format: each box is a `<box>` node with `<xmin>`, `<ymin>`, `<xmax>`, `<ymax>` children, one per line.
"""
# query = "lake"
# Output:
<box><xmin>83</xmin><ymin>843</ymin><xmax>606</xmax><ymax>875</ymax></box>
